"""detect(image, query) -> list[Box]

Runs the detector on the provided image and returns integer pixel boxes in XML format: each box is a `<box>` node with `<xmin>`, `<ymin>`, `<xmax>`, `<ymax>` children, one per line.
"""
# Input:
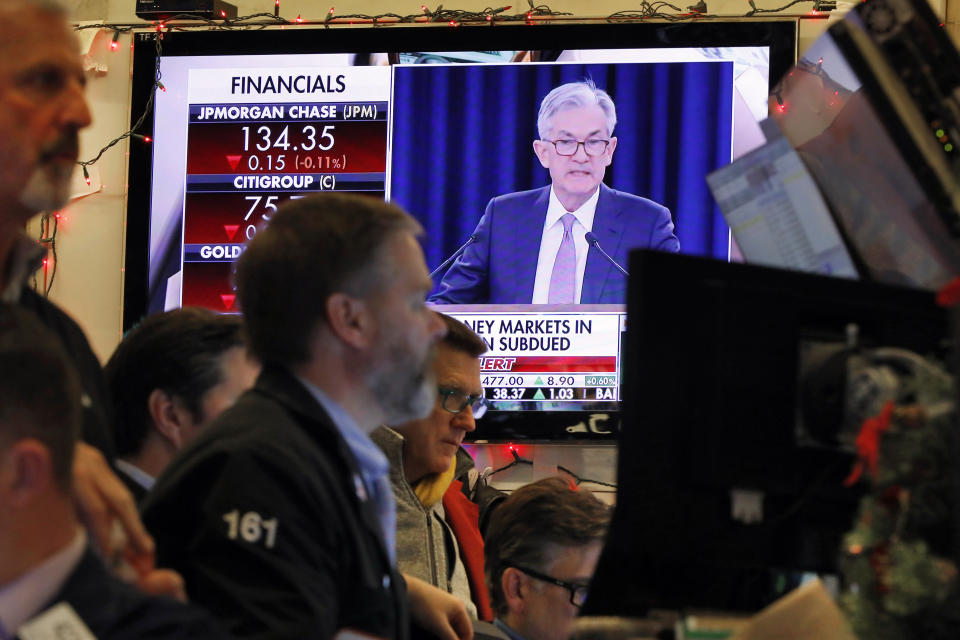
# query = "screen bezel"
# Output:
<box><xmin>125</xmin><ymin>20</ymin><xmax>797</xmax><ymax>440</ymax></box>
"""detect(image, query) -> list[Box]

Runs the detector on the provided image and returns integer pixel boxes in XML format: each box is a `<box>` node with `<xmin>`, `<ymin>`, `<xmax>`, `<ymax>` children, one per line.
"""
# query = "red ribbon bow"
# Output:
<box><xmin>937</xmin><ymin>276</ymin><xmax>960</xmax><ymax>308</ymax></box>
<box><xmin>844</xmin><ymin>400</ymin><xmax>895</xmax><ymax>487</ymax></box>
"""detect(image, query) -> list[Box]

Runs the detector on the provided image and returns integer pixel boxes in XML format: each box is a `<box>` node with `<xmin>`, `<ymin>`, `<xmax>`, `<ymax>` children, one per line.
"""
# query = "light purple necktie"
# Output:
<box><xmin>548</xmin><ymin>213</ymin><xmax>577</xmax><ymax>304</ymax></box>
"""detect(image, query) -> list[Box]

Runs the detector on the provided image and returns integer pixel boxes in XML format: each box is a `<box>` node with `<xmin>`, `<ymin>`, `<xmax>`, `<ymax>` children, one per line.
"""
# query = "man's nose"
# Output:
<box><xmin>60</xmin><ymin>81</ymin><xmax>92</xmax><ymax>130</ymax></box>
<box><xmin>453</xmin><ymin>406</ymin><xmax>477</xmax><ymax>433</ymax></box>
<box><xmin>572</xmin><ymin>142</ymin><xmax>590</xmax><ymax>161</ymax></box>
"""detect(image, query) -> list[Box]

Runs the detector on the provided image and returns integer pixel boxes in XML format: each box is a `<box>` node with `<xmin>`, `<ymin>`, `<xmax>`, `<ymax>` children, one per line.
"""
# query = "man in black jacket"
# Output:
<box><xmin>143</xmin><ymin>193</ymin><xmax>472</xmax><ymax>640</ymax></box>
<box><xmin>0</xmin><ymin>306</ymin><xmax>227</xmax><ymax>639</ymax></box>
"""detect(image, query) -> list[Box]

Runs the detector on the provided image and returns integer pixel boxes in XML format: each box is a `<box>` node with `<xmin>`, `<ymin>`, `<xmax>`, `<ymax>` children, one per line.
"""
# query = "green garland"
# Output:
<box><xmin>840</xmin><ymin>354</ymin><xmax>960</xmax><ymax>638</ymax></box>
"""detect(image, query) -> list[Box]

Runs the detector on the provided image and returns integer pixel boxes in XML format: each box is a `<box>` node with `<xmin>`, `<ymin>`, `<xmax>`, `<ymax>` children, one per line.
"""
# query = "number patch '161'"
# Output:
<box><xmin>223</xmin><ymin>510</ymin><xmax>279</xmax><ymax>549</ymax></box>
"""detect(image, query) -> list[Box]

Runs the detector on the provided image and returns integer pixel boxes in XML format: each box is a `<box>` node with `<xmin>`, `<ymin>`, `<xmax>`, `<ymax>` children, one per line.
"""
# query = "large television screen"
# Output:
<box><xmin>126</xmin><ymin>21</ymin><xmax>796</xmax><ymax>433</ymax></box>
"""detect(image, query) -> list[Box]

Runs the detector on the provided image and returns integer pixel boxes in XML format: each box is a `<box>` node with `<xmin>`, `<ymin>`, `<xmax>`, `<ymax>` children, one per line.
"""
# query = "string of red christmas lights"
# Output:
<box><xmin>73</xmin><ymin>0</ymin><xmax>830</xmax><ymax>180</ymax></box>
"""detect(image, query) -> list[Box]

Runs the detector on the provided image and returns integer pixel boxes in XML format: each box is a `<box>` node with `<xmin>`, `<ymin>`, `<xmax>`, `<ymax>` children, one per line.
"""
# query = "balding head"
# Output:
<box><xmin>0</xmin><ymin>0</ymin><xmax>66</xmax><ymax>18</ymax></box>
<box><xmin>0</xmin><ymin>0</ymin><xmax>90</xmax><ymax>221</ymax></box>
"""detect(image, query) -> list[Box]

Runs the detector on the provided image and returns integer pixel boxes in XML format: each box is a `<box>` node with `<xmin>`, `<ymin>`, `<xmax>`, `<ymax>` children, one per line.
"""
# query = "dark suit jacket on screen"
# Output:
<box><xmin>429</xmin><ymin>184</ymin><xmax>679</xmax><ymax>304</ymax></box>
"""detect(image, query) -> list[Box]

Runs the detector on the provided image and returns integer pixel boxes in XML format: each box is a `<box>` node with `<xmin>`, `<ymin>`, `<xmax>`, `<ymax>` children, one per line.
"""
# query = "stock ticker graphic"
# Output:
<box><xmin>452</xmin><ymin>312</ymin><xmax>625</xmax><ymax>407</ymax></box>
<box><xmin>180</xmin><ymin>66</ymin><xmax>390</xmax><ymax>311</ymax></box>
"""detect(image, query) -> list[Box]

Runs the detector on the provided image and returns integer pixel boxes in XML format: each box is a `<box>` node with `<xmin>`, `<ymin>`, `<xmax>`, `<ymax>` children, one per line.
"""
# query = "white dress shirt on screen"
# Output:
<box><xmin>531</xmin><ymin>186</ymin><xmax>600</xmax><ymax>304</ymax></box>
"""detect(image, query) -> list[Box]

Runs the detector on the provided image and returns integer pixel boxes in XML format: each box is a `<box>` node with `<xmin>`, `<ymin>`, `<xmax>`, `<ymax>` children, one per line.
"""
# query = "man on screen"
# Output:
<box><xmin>430</xmin><ymin>80</ymin><xmax>679</xmax><ymax>305</ymax></box>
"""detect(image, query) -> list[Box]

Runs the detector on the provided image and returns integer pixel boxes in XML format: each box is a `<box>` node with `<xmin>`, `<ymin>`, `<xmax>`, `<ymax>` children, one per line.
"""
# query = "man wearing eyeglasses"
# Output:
<box><xmin>372</xmin><ymin>313</ymin><xmax>497</xmax><ymax>621</ymax></box>
<box><xmin>483</xmin><ymin>477</ymin><xmax>611</xmax><ymax>640</ymax></box>
<box><xmin>431</xmin><ymin>80</ymin><xmax>679</xmax><ymax>305</ymax></box>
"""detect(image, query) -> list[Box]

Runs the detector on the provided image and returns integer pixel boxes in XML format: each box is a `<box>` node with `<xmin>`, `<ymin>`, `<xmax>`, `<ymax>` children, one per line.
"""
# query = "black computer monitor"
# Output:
<box><xmin>583</xmin><ymin>250</ymin><xmax>948</xmax><ymax>614</ymax></box>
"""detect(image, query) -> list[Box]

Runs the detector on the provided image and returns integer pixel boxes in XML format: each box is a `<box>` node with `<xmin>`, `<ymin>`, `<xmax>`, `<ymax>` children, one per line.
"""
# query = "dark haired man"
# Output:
<box><xmin>105</xmin><ymin>307</ymin><xmax>259</xmax><ymax>501</ymax></box>
<box><xmin>0</xmin><ymin>306</ymin><xmax>227</xmax><ymax>639</ymax></box>
<box><xmin>484</xmin><ymin>477</ymin><xmax>611</xmax><ymax>640</ymax></box>
<box><xmin>142</xmin><ymin>193</ymin><xmax>472</xmax><ymax>640</ymax></box>
<box><xmin>373</xmin><ymin>313</ymin><xmax>496</xmax><ymax>620</ymax></box>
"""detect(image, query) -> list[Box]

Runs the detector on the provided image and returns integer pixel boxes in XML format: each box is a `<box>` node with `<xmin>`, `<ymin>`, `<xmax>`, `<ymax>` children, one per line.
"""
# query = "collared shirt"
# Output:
<box><xmin>0</xmin><ymin>232</ymin><xmax>44</xmax><ymax>304</ymax></box>
<box><xmin>531</xmin><ymin>186</ymin><xmax>601</xmax><ymax>304</ymax></box>
<box><xmin>0</xmin><ymin>528</ymin><xmax>86</xmax><ymax>635</ymax></box>
<box><xmin>114</xmin><ymin>458</ymin><xmax>155</xmax><ymax>492</ymax></box>
<box><xmin>493</xmin><ymin>618</ymin><xmax>528</xmax><ymax>640</ymax></box>
<box><xmin>297</xmin><ymin>376</ymin><xmax>396</xmax><ymax>563</ymax></box>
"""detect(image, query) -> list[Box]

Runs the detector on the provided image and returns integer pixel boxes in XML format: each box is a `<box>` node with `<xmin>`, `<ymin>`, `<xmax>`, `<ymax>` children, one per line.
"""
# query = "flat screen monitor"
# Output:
<box><xmin>583</xmin><ymin>249</ymin><xmax>948</xmax><ymax>613</ymax></box>
<box><xmin>125</xmin><ymin>21</ymin><xmax>796</xmax><ymax>435</ymax></box>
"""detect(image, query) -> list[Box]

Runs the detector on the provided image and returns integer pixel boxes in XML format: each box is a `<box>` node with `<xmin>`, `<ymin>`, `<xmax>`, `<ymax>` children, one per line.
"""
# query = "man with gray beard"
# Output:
<box><xmin>143</xmin><ymin>193</ymin><xmax>473</xmax><ymax>640</ymax></box>
<box><xmin>0</xmin><ymin>0</ymin><xmax>166</xmax><ymax>589</ymax></box>
<box><xmin>0</xmin><ymin>0</ymin><xmax>99</xmax><ymax>450</ymax></box>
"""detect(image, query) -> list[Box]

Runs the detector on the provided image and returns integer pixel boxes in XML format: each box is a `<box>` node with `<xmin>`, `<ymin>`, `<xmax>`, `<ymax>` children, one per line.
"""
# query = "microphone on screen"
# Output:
<box><xmin>584</xmin><ymin>232</ymin><xmax>629</xmax><ymax>277</ymax></box>
<box><xmin>429</xmin><ymin>234</ymin><xmax>479</xmax><ymax>280</ymax></box>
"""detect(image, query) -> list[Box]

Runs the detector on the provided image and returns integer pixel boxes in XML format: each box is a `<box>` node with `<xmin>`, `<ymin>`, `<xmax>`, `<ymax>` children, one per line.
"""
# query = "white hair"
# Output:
<box><xmin>0</xmin><ymin>0</ymin><xmax>67</xmax><ymax>17</ymax></box>
<box><xmin>536</xmin><ymin>79</ymin><xmax>617</xmax><ymax>140</ymax></box>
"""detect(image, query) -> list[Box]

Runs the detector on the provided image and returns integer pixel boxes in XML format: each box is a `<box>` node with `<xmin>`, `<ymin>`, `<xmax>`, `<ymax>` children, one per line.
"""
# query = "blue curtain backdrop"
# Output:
<box><xmin>390</xmin><ymin>61</ymin><xmax>734</xmax><ymax>271</ymax></box>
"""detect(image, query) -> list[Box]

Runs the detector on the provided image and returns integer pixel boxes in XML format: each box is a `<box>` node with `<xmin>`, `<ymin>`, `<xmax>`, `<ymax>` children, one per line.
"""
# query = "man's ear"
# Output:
<box><xmin>325</xmin><ymin>291</ymin><xmax>375</xmax><ymax>350</ymax></box>
<box><xmin>147</xmin><ymin>388</ymin><xmax>190</xmax><ymax>450</ymax></box>
<box><xmin>532</xmin><ymin>140</ymin><xmax>551</xmax><ymax>169</ymax></box>
<box><xmin>0</xmin><ymin>439</ymin><xmax>53</xmax><ymax>508</ymax></box>
<box><xmin>501</xmin><ymin>567</ymin><xmax>528</xmax><ymax>614</ymax></box>
<box><xmin>603</xmin><ymin>136</ymin><xmax>618</xmax><ymax>166</ymax></box>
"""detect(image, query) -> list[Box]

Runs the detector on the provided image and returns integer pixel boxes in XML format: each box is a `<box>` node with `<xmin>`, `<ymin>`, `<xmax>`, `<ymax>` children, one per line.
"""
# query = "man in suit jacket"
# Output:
<box><xmin>142</xmin><ymin>194</ymin><xmax>472</xmax><ymax>640</ymax></box>
<box><xmin>106</xmin><ymin>308</ymin><xmax>259</xmax><ymax>502</ymax></box>
<box><xmin>431</xmin><ymin>80</ymin><xmax>679</xmax><ymax>305</ymax></box>
<box><xmin>0</xmin><ymin>0</ymin><xmax>185</xmax><ymax>594</ymax></box>
<box><xmin>0</xmin><ymin>306</ymin><xmax>225</xmax><ymax>640</ymax></box>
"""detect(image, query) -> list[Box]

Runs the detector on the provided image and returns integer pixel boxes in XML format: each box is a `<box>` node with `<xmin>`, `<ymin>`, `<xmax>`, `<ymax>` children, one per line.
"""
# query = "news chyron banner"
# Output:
<box><xmin>181</xmin><ymin>66</ymin><xmax>390</xmax><ymax>310</ymax></box>
<box><xmin>446</xmin><ymin>310</ymin><xmax>626</xmax><ymax>407</ymax></box>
